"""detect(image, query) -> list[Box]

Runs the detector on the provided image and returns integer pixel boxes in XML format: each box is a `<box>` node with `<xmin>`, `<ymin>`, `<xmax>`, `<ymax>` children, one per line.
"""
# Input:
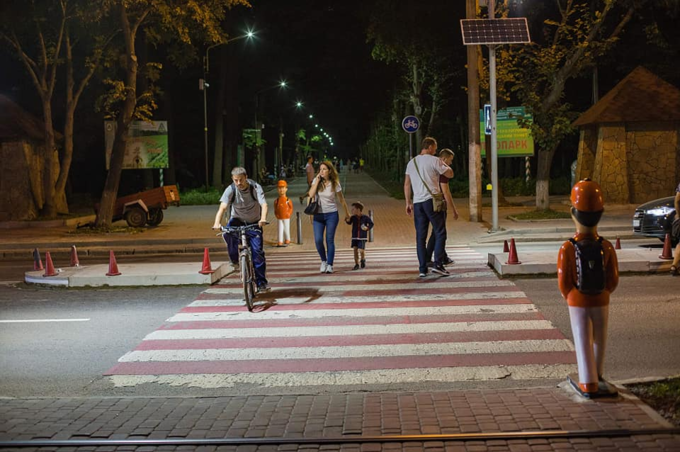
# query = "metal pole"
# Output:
<box><xmin>409</xmin><ymin>133</ymin><xmax>413</xmax><ymax>159</ymax></box>
<box><xmin>203</xmin><ymin>75</ymin><xmax>209</xmax><ymax>190</ymax></box>
<box><xmin>368</xmin><ymin>209</ymin><xmax>374</xmax><ymax>243</ymax></box>
<box><xmin>296</xmin><ymin>212</ymin><xmax>303</xmax><ymax>244</ymax></box>
<box><xmin>489</xmin><ymin>0</ymin><xmax>499</xmax><ymax>231</ymax></box>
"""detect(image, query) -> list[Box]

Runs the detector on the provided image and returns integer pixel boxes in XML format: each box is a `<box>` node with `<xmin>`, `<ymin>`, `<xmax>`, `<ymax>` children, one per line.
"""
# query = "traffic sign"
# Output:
<box><xmin>484</xmin><ymin>104</ymin><xmax>491</xmax><ymax>135</ymax></box>
<box><xmin>401</xmin><ymin>116</ymin><xmax>420</xmax><ymax>134</ymax></box>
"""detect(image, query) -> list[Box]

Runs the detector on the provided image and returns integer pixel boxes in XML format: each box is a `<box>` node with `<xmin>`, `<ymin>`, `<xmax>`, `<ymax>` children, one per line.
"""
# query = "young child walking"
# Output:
<box><xmin>274</xmin><ymin>180</ymin><xmax>294</xmax><ymax>246</ymax></box>
<box><xmin>345</xmin><ymin>202</ymin><xmax>374</xmax><ymax>270</ymax></box>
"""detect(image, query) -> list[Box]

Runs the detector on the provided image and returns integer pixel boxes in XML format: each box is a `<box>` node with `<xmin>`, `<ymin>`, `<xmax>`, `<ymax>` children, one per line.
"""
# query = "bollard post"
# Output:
<box><xmin>368</xmin><ymin>209</ymin><xmax>374</xmax><ymax>243</ymax></box>
<box><xmin>296</xmin><ymin>212</ymin><xmax>303</xmax><ymax>244</ymax></box>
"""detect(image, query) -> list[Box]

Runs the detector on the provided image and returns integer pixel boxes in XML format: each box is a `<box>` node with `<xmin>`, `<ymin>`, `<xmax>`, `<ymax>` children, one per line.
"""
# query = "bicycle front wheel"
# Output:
<box><xmin>240</xmin><ymin>254</ymin><xmax>255</xmax><ymax>312</ymax></box>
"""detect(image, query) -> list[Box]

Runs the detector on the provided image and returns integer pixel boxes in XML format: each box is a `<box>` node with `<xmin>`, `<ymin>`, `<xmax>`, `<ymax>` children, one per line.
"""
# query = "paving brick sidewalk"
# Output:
<box><xmin>1</xmin><ymin>386</ymin><xmax>678</xmax><ymax>451</ymax></box>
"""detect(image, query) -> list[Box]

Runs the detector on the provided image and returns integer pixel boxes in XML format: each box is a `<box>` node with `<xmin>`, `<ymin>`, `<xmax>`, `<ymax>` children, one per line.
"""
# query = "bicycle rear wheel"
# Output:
<box><xmin>240</xmin><ymin>254</ymin><xmax>255</xmax><ymax>311</ymax></box>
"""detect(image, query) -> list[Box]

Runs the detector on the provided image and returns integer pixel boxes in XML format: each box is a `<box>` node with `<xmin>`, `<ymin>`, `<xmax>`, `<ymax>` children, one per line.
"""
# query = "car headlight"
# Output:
<box><xmin>647</xmin><ymin>206</ymin><xmax>675</xmax><ymax>216</ymax></box>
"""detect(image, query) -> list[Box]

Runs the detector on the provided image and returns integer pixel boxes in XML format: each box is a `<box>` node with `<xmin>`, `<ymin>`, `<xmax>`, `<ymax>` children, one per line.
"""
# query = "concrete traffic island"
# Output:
<box><xmin>489</xmin><ymin>248</ymin><xmax>674</xmax><ymax>277</ymax></box>
<box><xmin>24</xmin><ymin>261</ymin><xmax>232</xmax><ymax>287</ymax></box>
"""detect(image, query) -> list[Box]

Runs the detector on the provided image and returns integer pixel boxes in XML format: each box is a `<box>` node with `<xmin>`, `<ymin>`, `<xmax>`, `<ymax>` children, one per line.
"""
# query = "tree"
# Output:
<box><xmin>1</xmin><ymin>0</ymin><xmax>67</xmax><ymax>218</ymax></box>
<box><xmin>95</xmin><ymin>0</ymin><xmax>250</xmax><ymax>228</ymax></box>
<box><xmin>505</xmin><ymin>0</ymin><xmax>634</xmax><ymax>210</ymax></box>
<box><xmin>366</xmin><ymin>0</ymin><xmax>461</xmax><ymax>145</ymax></box>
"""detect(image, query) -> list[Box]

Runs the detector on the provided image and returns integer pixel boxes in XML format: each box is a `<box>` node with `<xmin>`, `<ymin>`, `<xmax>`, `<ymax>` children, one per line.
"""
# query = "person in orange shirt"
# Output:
<box><xmin>275</xmin><ymin>180</ymin><xmax>294</xmax><ymax>246</ymax></box>
<box><xmin>557</xmin><ymin>178</ymin><xmax>619</xmax><ymax>398</ymax></box>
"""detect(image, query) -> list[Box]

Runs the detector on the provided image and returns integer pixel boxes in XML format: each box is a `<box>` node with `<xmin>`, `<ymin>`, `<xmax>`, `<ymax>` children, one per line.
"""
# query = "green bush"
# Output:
<box><xmin>181</xmin><ymin>187</ymin><xmax>223</xmax><ymax>205</ymax></box>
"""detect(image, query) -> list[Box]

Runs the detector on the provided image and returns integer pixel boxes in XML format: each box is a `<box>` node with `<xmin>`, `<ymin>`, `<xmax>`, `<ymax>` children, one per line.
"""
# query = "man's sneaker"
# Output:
<box><xmin>325</xmin><ymin>265</ymin><xmax>333</xmax><ymax>274</ymax></box>
<box><xmin>257</xmin><ymin>283</ymin><xmax>271</xmax><ymax>293</ymax></box>
<box><xmin>431</xmin><ymin>265</ymin><xmax>450</xmax><ymax>277</ymax></box>
<box><xmin>360</xmin><ymin>259</ymin><xmax>366</xmax><ymax>269</ymax></box>
<box><xmin>230</xmin><ymin>261</ymin><xmax>240</xmax><ymax>272</ymax></box>
<box><xmin>419</xmin><ymin>272</ymin><xmax>428</xmax><ymax>278</ymax></box>
<box><xmin>352</xmin><ymin>264</ymin><xmax>360</xmax><ymax>271</ymax></box>
<box><xmin>442</xmin><ymin>256</ymin><xmax>455</xmax><ymax>266</ymax></box>
<box><xmin>320</xmin><ymin>261</ymin><xmax>328</xmax><ymax>273</ymax></box>
<box><xmin>426</xmin><ymin>261</ymin><xmax>435</xmax><ymax>268</ymax></box>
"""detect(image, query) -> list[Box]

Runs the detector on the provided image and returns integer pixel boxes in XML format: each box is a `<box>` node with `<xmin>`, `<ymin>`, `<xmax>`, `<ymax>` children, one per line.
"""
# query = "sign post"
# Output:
<box><xmin>401</xmin><ymin>115</ymin><xmax>420</xmax><ymax>159</ymax></box>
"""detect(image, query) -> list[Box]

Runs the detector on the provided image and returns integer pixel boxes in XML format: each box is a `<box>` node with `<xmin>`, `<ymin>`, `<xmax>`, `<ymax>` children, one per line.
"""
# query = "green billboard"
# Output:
<box><xmin>480</xmin><ymin>106</ymin><xmax>534</xmax><ymax>157</ymax></box>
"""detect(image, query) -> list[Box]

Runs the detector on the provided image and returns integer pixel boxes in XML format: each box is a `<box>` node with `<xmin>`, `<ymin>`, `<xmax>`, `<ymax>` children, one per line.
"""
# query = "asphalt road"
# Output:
<box><xmin>0</xmin><ymin>243</ymin><xmax>678</xmax><ymax>398</ymax></box>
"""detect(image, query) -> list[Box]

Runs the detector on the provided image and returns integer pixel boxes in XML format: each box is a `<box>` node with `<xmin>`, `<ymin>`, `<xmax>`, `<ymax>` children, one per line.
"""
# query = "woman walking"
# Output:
<box><xmin>308</xmin><ymin>161</ymin><xmax>351</xmax><ymax>273</ymax></box>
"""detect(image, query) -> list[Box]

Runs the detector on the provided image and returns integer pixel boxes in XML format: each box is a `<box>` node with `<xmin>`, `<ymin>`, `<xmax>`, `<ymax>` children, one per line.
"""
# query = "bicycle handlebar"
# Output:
<box><xmin>216</xmin><ymin>222</ymin><xmax>269</xmax><ymax>234</ymax></box>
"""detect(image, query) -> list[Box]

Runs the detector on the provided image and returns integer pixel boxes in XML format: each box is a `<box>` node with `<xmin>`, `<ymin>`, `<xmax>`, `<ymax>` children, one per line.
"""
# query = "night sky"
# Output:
<box><xmin>1</xmin><ymin>0</ymin><xmax>678</xmax><ymax>195</ymax></box>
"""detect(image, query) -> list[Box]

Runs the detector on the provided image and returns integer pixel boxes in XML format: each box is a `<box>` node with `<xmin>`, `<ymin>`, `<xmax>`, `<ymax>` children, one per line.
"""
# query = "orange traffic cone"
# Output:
<box><xmin>659</xmin><ymin>233</ymin><xmax>673</xmax><ymax>260</ymax></box>
<box><xmin>199</xmin><ymin>247</ymin><xmax>215</xmax><ymax>274</ymax></box>
<box><xmin>43</xmin><ymin>251</ymin><xmax>57</xmax><ymax>277</ymax></box>
<box><xmin>70</xmin><ymin>245</ymin><xmax>80</xmax><ymax>267</ymax></box>
<box><xmin>615</xmin><ymin>237</ymin><xmax>621</xmax><ymax>250</ymax></box>
<box><xmin>503</xmin><ymin>240</ymin><xmax>509</xmax><ymax>253</ymax></box>
<box><xmin>506</xmin><ymin>238</ymin><xmax>521</xmax><ymax>265</ymax></box>
<box><xmin>33</xmin><ymin>248</ymin><xmax>43</xmax><ymax>271</ymax></box>
<box><xmin>106</xmin><ymin>250</ymin><xmax>121</xmax><ymax>276</ymax></box>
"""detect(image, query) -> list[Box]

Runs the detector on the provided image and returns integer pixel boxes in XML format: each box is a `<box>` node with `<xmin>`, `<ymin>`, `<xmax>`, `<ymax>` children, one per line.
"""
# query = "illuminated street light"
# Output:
<box><xmin>296</xmin><ymin>101</ymin><xmax>303</xmax><ymax>108</ymax></box>
<box><xmin>315</xmin><ymin>124</ymin><xmax>319</xmax><ymax>128</ymax></box>
<box><xmin>309</xmin><ymin>114</ymin><xmax>313</xmax><ymax>119</ymax></box>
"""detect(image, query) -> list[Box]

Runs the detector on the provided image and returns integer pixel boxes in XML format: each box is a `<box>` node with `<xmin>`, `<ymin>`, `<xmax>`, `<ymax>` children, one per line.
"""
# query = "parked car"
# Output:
<box><xmin>633</xmin><ymin>196</ymin><xmax>676</xmax><ymax>243</ymax></box>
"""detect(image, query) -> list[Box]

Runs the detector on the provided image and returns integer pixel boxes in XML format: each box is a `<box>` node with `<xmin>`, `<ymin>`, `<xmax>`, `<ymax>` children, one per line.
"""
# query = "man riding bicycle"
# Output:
<box><xmin>212</xmin><ymin>167</ymin><xmax>270</xmax><ymax>293</ymax></box>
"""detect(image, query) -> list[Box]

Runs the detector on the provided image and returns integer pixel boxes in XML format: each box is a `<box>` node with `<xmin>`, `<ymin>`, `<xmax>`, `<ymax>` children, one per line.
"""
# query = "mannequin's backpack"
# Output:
<box><xmin>569</xmin><ymin>237</ymin><xmax>606</xmax><ymax>295</ymax></box>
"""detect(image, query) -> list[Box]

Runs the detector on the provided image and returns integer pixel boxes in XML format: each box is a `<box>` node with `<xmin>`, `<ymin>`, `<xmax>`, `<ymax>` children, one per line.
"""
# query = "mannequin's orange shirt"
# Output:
<box><xmin>557</xmin><ymin>232</ymin><xmax>619</xmax><ymax>307</ymax></box>
<box><xmin>274</xmin><ymin>196</ymin><xmax>293</xmax><ymax>220</ymax></box>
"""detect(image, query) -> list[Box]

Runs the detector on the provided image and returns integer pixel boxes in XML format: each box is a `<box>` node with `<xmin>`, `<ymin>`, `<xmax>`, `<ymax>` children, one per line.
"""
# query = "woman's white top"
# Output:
<box><xmin>317</xmin><ymin>180</ymin><xmax>342</xmax><ymax>213</ymax></box>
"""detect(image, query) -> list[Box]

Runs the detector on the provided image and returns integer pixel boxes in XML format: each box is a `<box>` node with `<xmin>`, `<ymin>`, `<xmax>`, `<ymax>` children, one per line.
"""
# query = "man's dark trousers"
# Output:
<box><xmin>223</xmin><ymin>218</ymin><xmax>267</xmax><ymax>286</ymax></box>
<box><xmin>414</xmin><ymin>200</ymin><xmax>447</xmax><ymax>273</ymax></box>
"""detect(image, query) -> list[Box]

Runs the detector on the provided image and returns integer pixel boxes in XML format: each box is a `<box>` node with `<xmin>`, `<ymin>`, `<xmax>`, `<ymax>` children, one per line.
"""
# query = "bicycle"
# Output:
<box><xmin>218</xmin><ymin>223</ymin><xmax>266</xmax><ymax>312</ymax></box>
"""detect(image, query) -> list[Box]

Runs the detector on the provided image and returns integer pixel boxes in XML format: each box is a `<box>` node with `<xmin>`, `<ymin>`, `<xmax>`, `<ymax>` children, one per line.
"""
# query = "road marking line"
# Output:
<box><xmin>148</xmin><ymin>319</ymin><xmax>552</xmax><ymax>340</ymax></box>
<box><xmin>108</xmin><ymin>364</ymin><xmax>578</xmax><ymax>387</ymax></box>
<box><xmin>0</xmin><ymin>318</ymin><xmax>90</xmax><ymax>323</ymax></box>
<box><xmin>119</xmin><ymin>339</ymin><xmax>574</xmax><ymax>362</ymax></box>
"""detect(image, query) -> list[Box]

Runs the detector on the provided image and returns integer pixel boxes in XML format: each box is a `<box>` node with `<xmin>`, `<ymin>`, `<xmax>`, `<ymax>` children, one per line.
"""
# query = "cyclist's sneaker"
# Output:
<box><xmin>320</xmin><ymin>261</ymin><xmax>328</xmax><ymax>273</ymax></box>
<box><xmin>431</xmin><ymin>265</ymin><xmax>450</xmax><ymax>276</ymax></box>
<box><xmin>352</xmin><ymin>264</ymin><xmax>360</xmax><ymax>271</ymax></box>
<box><xmin>257</xmin><ymin>283</ymin><xmax>271</xmax><ymax>293</ymax></box>
<box><xmin>360</xmin><ymin>259</ymin><xmax>366</xmax><ymax>269</ymax></box>
<box><xmin>419</xmin><ymin>271</ymin><xmax>428</xmax><ymax>278</ymax></box>
<box><xmin>443</xmin><ymin>256</ymin><xmax>455</xmax><ymax>266</ymax></box>
<box><xmin>325</xmin><ymin>265</ymin><xmax>333</xmax><ymax>274</ymax></box>
<box><xmin>230</xmin><ymin>261</ymin><xmax>240</xmax><ymax>272</ymax></box>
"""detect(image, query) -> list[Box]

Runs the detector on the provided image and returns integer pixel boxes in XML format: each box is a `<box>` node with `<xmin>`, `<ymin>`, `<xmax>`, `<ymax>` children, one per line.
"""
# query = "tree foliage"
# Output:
<box><xmin>94</xmin><ymin>0</ymin><xmax>251</xmax><ymax>227</ymax></box>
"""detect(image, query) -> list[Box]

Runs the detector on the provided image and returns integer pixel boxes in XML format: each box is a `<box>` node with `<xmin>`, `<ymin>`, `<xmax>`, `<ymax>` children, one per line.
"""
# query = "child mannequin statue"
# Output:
<box><xmin>557</xmin><ymin>178</ymin><xmax>619</xmax><ymax>398</ymax></box>
<box><xmin>274</xmin><ymin>180</ymin><xmax>293</xmax><ymax>246</ymax></box>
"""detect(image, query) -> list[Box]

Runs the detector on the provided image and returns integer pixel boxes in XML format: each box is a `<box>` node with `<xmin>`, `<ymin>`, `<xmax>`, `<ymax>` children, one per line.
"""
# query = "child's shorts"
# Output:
<box><xmin>351</xmin><ymin>239</ymin><xmax>366</xmax><ymax>249</ymax></box>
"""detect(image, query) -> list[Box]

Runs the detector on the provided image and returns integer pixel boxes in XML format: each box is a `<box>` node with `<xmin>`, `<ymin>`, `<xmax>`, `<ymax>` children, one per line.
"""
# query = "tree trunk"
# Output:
<box><xmin>96</xmin><ymin>5</ymin><xmax>139</xmax><ymax>228</ymax></box>
<box><xmin>535</xmin><ymin>146</ymin><xmax>557</xmax><ymax>210</ymax></box>
<box><xmin>40</xmin><ymin>100</ymin><xmax>57</xmax><ymax>218</ymax></box>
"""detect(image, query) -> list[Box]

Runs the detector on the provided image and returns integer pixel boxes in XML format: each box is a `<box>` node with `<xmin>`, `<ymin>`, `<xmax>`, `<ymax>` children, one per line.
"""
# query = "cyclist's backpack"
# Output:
<box><xmin>568</xmin><ymin>237</ymin><xmax>606</xmax><ymax>295</ymax></box>
<box><xmin>228</xmin><ymin>183</ymin><xmax>257</xmax><ymax>205</ymax></box>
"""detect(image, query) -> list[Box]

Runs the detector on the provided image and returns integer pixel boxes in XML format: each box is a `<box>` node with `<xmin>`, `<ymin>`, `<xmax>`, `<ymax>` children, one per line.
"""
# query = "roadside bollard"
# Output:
<box><xmin>296</xmin><ymin>212</ymin><xmax>303</xmax><ymax>244</ymax></box>
<box><xmin>368</xmin><ymin>209</ymin><xmax>374</xmax><ymax>243</ymax></box>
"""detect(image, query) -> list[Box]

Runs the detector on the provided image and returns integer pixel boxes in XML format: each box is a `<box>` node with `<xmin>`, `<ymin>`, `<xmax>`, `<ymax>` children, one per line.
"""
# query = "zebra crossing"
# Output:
<box><xmin>105</xmin><ymin>246</ymin><xmax>576</xmax><ymax>389</ymax></box>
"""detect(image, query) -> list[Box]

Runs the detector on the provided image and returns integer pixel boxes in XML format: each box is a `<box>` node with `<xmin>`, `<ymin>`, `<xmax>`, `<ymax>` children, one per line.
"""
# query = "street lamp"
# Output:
<box><xmin>201</xmin><ymin>30</ymin><xmax>254</xmax><ymax>188</ymax></box>
<box><xmin>253</xmin><ymin>80</ymin><xmax>288</xmax><ymax>180</ymax></box>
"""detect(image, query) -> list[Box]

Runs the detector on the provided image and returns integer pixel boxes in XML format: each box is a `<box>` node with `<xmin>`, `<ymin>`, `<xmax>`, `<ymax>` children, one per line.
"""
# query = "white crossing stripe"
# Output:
<box><xmin>150</xmin><ymin>319</ymin><xmax>551</xmax><ymax>340</ymax></box>
<box><xmin>120</xmin><ymin>339</ymin><xmax>574</xmax><ymax>362</ymax></box>
<box><xmin>110</xmin><ymin>364</ymin><xmax>577</xmax><ymax>389</ymax></box>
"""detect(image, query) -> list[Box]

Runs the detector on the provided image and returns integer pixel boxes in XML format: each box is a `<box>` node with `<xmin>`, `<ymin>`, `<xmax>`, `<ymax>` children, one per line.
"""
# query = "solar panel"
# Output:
<box><xmin>461</xmin><ymin>18</ymin><xmax>531</xmax><ymax>45</ymax></box>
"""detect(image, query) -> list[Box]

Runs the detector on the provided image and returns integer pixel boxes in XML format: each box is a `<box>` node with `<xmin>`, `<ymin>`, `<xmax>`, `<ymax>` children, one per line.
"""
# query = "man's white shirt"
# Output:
<box><xmin>405</xmin><ymin>154</ymin><xmax>450</xmax><ymax>203</ymax></box>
